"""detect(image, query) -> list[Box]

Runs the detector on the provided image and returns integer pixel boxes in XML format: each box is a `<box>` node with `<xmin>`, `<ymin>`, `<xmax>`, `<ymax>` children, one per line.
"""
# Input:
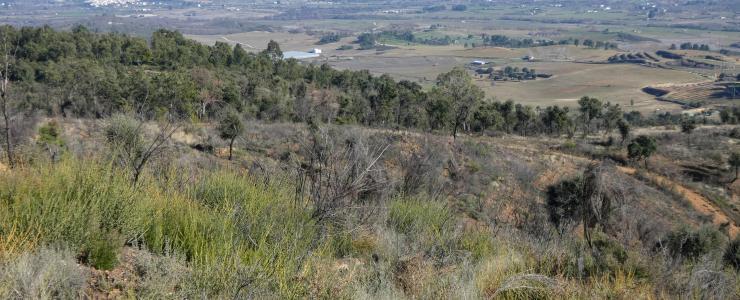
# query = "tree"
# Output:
<box><xmin>472</xmin><ymin>102</ymin><xmax>503</xmax><ymax>133</ymax></box>
<box><xmin>356</xmin><ymin>33</ymin><xmax>376</xmax><ymax>50</ymax></box>
<box><xmin>231</xmin><ymin>44</ymin><xmax>248</xmax><ymax>65</ymax></box>
<box><xmin>0</xmin><ymin>28</ymin><xmax>17</xmax><ymax>169</ymax></box>
<box><xmin>432</xmin><ymin>67</ymin><xmax>484</xmax><ymax>139</ymax></box>
<box><xmin>209</xmin><ymin>41</ymin><xmax>233</xmax><ymax>66</ymax></box>
<box><xmin>617</xmin><ymin>119</ymin><xmax>630</xmax><ymax>146</ymax></box>
<box><xmin>578</xmin><ymin>96</ymin><xmax>602</xmax><ymax>136</ymax></box>
<box><xmin>628</xmin><ymin>135</ymin><xmax>657</xmax><ymax>169</ymax></box>
<box><xmin>218</xmin><ymin>110</ymin><xmax>244</xmax><ymax>161</ymax></box>
<box><xmin>541</xmin><ymin>106</ymin><xmax>571</xmax><ymax>136</ymax></box>
<box><xmin>514</xmin><ymin>104</ymin><xmax>535</xmax><ymax>136</ymax></box>
<box><xmin>729</xmin><ymin>152</ymin><xmax>740</xmax><ymax>182</ymax></box>
<box><xmin>547</xmin><ymin>162</ymin><xmax>624</xmax><ymax>248</ymax></box>
<box><xmin>680</xmin><ymin>118</ymin><xmax>696</xmax><ymax>148</ymax></box>
<box><xmin>601</xmin><ymin>102</ymin><xmax>622</xmax><ymax>136</ymax></box>
<box><xmin>263</xmin><ymin>40</ymin><xmax>283</xmax><ymax>60</ymax></box>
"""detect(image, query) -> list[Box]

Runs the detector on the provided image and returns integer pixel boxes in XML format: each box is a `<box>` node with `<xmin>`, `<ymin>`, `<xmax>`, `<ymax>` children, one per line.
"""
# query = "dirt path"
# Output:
<box><xmin>492</xmin><ymin>138</ymin><xmax>740</xmax><ymax>238</ymax></box>
<box><xmin>617</xmin><ymin>166</ymin><xmax>739</xmax><ymax>238</ymax></box>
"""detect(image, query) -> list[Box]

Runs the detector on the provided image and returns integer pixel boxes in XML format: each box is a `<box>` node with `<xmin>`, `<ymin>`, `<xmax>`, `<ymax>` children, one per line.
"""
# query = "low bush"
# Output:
<box><xmin>459</xmin><ymin>229</ymin><xmax>495</xmax><ymax>261</ymax></box>
<box><xmin>723</xmin><ymin>238</ymin><xmax>740</xmax><ymax>270</ymax></box>
<box><xmin>662</xmin><ymin>226</ymin><xmax>725</xmax><ymax>260</ymax></box>
<box><xmin>388</xmin><ymin>198</ymin><xmax>451</xmax><ymax>236</ymax></box>
<box><xmin>0</xmin><ymin>247</ymin><xmax>86</xmax><ymax>299</ymax></box>
<box><xmin>82</xmin><ymin>233</ymin><xmax>121</xmax><ymax>270</ymax></box>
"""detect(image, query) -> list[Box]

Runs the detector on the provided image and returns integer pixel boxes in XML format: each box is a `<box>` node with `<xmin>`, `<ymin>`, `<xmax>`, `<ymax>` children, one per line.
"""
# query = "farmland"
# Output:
<box><xmin>188</xmin><ymin>29</ymin><xmax>731</xmax><ymax>113</ymax></box>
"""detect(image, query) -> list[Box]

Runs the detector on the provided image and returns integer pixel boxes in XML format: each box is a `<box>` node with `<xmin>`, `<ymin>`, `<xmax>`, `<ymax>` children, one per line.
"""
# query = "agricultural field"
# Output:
<box><xmin>480</xmin><ymin>63</ymin><xmax>707</xmax><ymax>111</ymax></box>
<box><xmin>189</xmin><ymin>28</ymin><xmax>735</xmax><ymax>113</ymax></box>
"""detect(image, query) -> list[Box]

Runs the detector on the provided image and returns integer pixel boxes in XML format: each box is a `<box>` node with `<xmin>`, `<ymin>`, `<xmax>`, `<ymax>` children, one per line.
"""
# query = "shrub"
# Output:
<box><xmin>588</xmin><ymin>232</ymin><xmax>628</xmax><ymax>275</ymax></box>
<box><xmin>459</xmin><ymin>229</ymin><xmax>494</xmax><ymax>260</ymax></box>
<box><xmin>132</xmin><ymin>250</ymin><xmax>191</xmax><ymax>298</ymax></box>
<box><xmin>388</xmin><ymin>198</ymin><xmax>455</xmax><ymax>257</ymax></box>
<box><xmin>0</xmin><ymin>247</ymin><xmax>86</xmax><ymax>299</ymax></box>
<box><xmin>37</xmin><ymin>121</ymin><xmax>64</xmax><ymax>147</ymax></box>
<box><xmin>0</xmin><ymin>158</ymin><xmax>320</xmax><ymax>298</ymax></box>
<box><xmin>723</xmin><ymin>238</ymin><xmax>740</xmax><ymax>270</ymax></box>
<box><xmin>546</xmin><ymin>176</ymin><xmax>583</xmax><ymax>231</ymax></box>
<box><xmin>476</xmin><ymin>249</ymin><xmax>560</xmax><ymax>298</ymax></box>
<box><xmin>83</xmin><ymin>234</ymin><xmax>120</xmax><ymax>270</ymax></box>
<box><xmin>0</xmin><ymin>160</ymin><xmax>143</xmax><ymax>252</ymax></box>
<box><xmin>662</xmin><ymin>226</ymin><xmax>725</xmax><ymax>260</ymax></box>
<box><xmin>388</xmin><ymin>198</ymin><xmax>452</xmax><ymax>236</ymax></box>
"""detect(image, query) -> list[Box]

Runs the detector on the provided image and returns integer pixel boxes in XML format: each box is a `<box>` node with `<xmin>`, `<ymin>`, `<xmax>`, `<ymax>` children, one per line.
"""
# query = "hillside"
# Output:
<box><xmin>0</xmin><ymin>25</ymin><xmax>739</xmax><ymax>298</ymax></box>
<box><xmin>1</xmin><ymin>116</ymin><xmax>739</xmax><ymax>298</ymax></box>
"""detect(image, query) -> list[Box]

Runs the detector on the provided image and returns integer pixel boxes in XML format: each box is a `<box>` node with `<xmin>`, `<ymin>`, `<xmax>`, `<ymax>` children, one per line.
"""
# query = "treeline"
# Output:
<box><xmin>356</xmin><ymin>31</ymin><xmax>454</xmax><ymax>47</ymax></box>
<box><xmin>479</xmin><ymin>34</ymin><xmax>542</xmax><ymax>48</ymax></box>
<box><xmin>472</xmin><ymin>35</ymin><xmax>617</xmax><ymax>50</ymax></box>
<box><xmin>671</xmin><ymin>43</ymin><xmax>711</xmax><ymax>51</ymax></box>
<box><xmin>0</xmin><ymin>25</ymin><xmax>727</xmax><ymax>141</ymax></box>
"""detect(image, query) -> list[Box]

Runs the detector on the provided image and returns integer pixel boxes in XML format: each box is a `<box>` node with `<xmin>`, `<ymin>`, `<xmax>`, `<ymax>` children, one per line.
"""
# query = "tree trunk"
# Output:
<box><xmin>228</xmin><ymin>138</ymin><xmax>235</xmax><ymax>161</ymax></box>
<box><xmin>1</xmin><ymin>96</ymin><xmax>12</xmax><ymax>169</ymax></box>
<box><xmin>452</xmin><ymin>122</ymin><xmax>459</xmax><ymax>140</ymax></box>
<box><xmin>644</xmin><ymin>158</ymin><xmax>648</xmax><ymax>170</ymax></box>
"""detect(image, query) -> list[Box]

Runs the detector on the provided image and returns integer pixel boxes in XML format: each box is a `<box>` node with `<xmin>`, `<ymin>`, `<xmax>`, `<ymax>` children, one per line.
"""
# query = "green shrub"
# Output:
<box><xmin>37</xmin><ymin>121</ymin><xmax>65</xmax><ymax>147</ymax></box>
<box><xmin>561</xmin><ymin>140</ymin><xmax>577</xmax><ymax>151</ymax></box>
<box><xmin>589</xmin><ymin>232</ymin><xmax>628</xmax><ymax>275</ymax></box>
<box><xmin>0</xmin><ymin>160</ymin><xmax>142</xmax><ymax>251</ymax></box>
<box><xmin>84</xmin><ymin>234</ymin><xmax>120</xmax><ymax>270</ymax></box>
<box><xmin>388</xmin><ymin>198</ymin><xmax>455</xmax><ymax>258</ymax></box>
<box><xmin>663</xmin><ymin>226</ymin><xmax>725</xmax><ymax>260</ymax></box>
<box><xmin>388</xmin><ymin>198</ymin><xmax>452</xmax><ymax>236</ymax></box>
<box><xmin>459</xmin><ymin>230</ymin><xmax>494</xmax><ymax>260</ymax></box>
<box><xmin>0</xmin><ymin>158</ymin><xmax>320</xmax><ymax>298</ymax></box>
<box><xmin>723</xmin><ymin>238</ymin><xmax>740</xmax><ymax>270</ymax></box>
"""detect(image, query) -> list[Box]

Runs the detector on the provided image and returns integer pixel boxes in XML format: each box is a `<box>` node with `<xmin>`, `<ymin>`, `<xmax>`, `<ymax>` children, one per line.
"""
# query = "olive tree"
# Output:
<box><xmin>431</xmin><ymin>67</ymin><xmax>484</xmax><ymax>139</ymax></box>
<box><xmin>617</xmin><ymin>119</ymin><xmax>630</xmax><ymax>146</ymax></box>
<box><xmin>681</xmin><ymin>118</ymin><xmax>697</xmax><ymax>148</ymax></box>
<box><xmin>578</xmin><ymin>96</ymin><xmax>602</xmax><ymax>136</ymax></box>
<box><xmin>217</xmin><ymin>110</ymin><xmax>244</xmax><ymax>161</ymax></box>
<box><xmin>628</xmin><ymin>135</ymin><xmax>657</xmax><ymax>169</ymax></box>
